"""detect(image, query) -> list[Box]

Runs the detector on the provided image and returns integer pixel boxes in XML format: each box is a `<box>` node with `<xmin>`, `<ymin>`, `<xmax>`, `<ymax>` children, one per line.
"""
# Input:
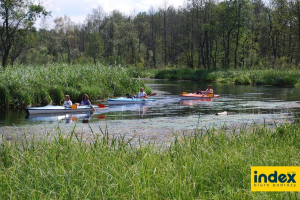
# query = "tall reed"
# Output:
<box><xmin>0</xmin><ymin>64</ymin><xmax>151</xmax><ymax>107</ymax></box>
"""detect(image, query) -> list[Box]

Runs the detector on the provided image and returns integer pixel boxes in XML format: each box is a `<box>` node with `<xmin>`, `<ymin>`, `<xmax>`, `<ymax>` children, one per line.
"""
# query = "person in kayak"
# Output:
<box><xmin>126</xmin><ymin>94</ymin><xmax>135</xmax><ymax>98</ymax></box>
<box><xmin>137</xmin><ymin>87</ymin><xmax>148</xmax><ymax>98</ymax></box>
<box><xmin>195</xmin><ymin>88</ymin><xmax>203</xmax><ymax>94</ymax></box>
<box><xmin>80</xmin><ymin>94</ymin><xmax>95</xmax><ymax>111</ymax></box>
<box><xmin>204</xmin><ymin>85</ymin><xmax>214</xmax><ymax>94</ymax></box>
<box><xmin>63</xmin><ymin>95</ymin><xmax>73</xmax><ymax>107</ymax></box>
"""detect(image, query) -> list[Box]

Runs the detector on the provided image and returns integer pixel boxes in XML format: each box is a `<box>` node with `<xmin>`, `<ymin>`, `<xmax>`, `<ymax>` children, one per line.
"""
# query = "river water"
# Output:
<box><xmin>1</xmin><ymin>79</ymin><xmax>300</xmax><ymax>143</ymax></box>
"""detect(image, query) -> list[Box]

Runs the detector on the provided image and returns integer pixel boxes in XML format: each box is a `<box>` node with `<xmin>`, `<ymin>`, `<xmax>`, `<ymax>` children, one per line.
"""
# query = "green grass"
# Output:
<box><xmin>1</xmin><ymin>122</ymin><xmax>300</xmax><ymax>199</ymax></box>
<box><xmin>0</xmin><ymin>64</ymin><xmax>151</xmax><ymax>107</ymax></box>
<box><xmin>154</xmin><ymin>68</ymin><xmax>300</xmax><ymax>87</ymax></box>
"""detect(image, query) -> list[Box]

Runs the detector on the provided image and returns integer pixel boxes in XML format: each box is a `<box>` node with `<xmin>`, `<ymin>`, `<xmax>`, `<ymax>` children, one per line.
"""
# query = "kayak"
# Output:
<box><xmin>26</xmin><ymin>105</ymin><xmax>108</xmax><ymax>115</ymax></box>
<box><xmin>179</xmin><ymin>93</ymin><xmax>220</xmax><ymax>100</ymax></box>
<box><xmin>107</xmin><ymin>97</ymin><xmax>156</xmax><ymax>105</ymax></box>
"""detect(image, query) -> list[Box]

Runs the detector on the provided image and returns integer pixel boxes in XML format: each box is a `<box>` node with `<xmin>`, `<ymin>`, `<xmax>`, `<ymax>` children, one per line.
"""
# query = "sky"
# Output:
<box><xmin>37</xmin><ymin>0</ymin><xmax>184</xmax><ymax>29</ymax></box>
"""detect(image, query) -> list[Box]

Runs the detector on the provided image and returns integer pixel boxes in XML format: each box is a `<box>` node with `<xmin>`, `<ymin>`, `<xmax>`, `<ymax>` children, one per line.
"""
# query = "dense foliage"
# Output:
<box><xmin>0</xmin><ymin>0</ymin><xmax>49</xmax><ymax>67</ymax></box>
<box><xmin>1</xmin><ymin>0</ymin><xmax>300</xmax><ymax>70</ymax></box>
<box><xmin>1</xmin><ymin>122</ymin><xmax>300</xmax><ymax>198</ymax></box>
<box><xmin>0</xmin><ymin>64</ymin><xmax>150</xmax><ymax>107</ymax></box>
<box><xmin>155</xmin><ymin>68</ymin><xmax>300</xmax><ymax>86</ymax></box>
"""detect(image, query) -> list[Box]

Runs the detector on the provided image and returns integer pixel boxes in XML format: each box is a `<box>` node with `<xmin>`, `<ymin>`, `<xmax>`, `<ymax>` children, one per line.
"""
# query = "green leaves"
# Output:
<box><xmin>0</xmin><ymin>0</ymin><xmax>49</xmax><ymax>68</ymax></box>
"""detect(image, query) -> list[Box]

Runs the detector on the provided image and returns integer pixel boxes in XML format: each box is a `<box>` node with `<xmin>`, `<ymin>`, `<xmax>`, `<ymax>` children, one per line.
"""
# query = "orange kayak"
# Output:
<box><xmin>179</xmin><ymin>93</ymin><xmax>220</xmax><ymax>100</ymax></box>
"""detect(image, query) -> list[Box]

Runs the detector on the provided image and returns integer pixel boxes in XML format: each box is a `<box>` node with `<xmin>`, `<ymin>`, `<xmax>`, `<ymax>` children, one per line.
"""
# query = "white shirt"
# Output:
<box><xmin>137</xmin><ymin>92</ymin><xmax>147</xmax><ymax>98</ymax></box>
<box><xmin>205</xmin><ymin>89</ymin><xmax>213</xmax><ymax>94</ymax></box>
<box><xmin>63</xmin><ymin>100</ymin><xmax>72</xmax><ymax>107</ymax></box>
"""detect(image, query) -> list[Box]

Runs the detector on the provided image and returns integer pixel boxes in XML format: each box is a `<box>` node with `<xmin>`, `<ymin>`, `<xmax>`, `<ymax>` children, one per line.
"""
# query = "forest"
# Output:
<box><xmin>1</xmin><ymin>0</ymin><xmax>300</xmax><ymax>70</ymax></box>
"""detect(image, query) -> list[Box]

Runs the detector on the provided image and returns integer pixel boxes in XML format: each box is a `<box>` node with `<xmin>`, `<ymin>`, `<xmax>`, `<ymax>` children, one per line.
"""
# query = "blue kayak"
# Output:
<box><xmin>107</xmin><ymin>97</ymin><xmax>156</xmax><ymax>105</ymax></box>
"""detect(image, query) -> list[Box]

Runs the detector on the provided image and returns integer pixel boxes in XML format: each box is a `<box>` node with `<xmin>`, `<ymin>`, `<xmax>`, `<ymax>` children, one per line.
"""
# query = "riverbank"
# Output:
<box><xmin>1</xmin><ymin>119</ymin><xmax>300</xmax><ymax>199</ymax></box>
<box><xmin>0</xmin><ymin>64</ymin><xmax>151</xmax><ymax>108</ymax></box>
<box><xmin>151</xmin><ymin>68</ymin><xmax>300</xmax><ymax>87</ymax></box>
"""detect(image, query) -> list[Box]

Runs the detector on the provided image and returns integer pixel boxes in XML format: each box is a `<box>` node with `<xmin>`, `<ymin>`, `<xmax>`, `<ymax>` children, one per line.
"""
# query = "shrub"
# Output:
<box><xmin>0</xmin><ymin>84</ymin><xmax>11</xmax><ymax>106</ymax></box>
<box><xmin>50</xmin><ymin>86</ymin><xmax>64</xmax><ymax>105</ymax></box>
<box><xmin>234</xmin><ymin>75</ymin><xmax>251</xmax><ymax>85</ymax></box>
<box><xmin>63</xmin><ymin>87</ymin><xmax>81</xmax><ymax>102</ymax></box>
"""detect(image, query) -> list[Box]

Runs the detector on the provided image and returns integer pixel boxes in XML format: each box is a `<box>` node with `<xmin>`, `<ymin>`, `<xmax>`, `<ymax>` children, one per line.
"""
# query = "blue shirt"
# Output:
<box><xmin>81</xmin><ymin>100</ymin><xmax>91</xmax><ymax>105</ymax></box>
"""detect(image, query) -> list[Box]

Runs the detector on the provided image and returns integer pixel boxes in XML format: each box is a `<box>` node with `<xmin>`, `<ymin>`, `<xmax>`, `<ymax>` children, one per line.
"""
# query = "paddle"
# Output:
<box><xmin>182</xmin><ymin>92</ymin><xmax>188</xmax><ymax>94</ymax></box>
<box><xmin>97</xmin><ymin>104</ymin><xmax>106</xmax><ymax>108</ymax></box>
<box><xmin>149</xmin><ymin>93</ymin><xmax>157</xmax><ymax>96</ymax></box>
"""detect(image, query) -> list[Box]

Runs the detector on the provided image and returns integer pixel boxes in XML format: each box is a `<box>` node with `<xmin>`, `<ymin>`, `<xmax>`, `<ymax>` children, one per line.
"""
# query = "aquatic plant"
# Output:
<box><xmin>0</xmin><ymin>64</ymin><xmax>151</xmax><ymax>107</ymax></box>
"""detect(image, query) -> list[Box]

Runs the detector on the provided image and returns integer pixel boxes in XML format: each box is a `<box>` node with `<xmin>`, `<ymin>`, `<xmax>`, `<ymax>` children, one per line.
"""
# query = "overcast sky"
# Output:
<box><xmin>38</xmin><ymin>0</ymin><xmax>184</xmax><ymax>29</ymax></box>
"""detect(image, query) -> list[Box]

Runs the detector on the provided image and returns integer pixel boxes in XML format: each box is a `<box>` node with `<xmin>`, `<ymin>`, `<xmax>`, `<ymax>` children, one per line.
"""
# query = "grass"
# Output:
<box><xmin>154</xmin><ymin>68</ymin><xmax>300</xmax><ymax>87</ymax></box>
<box><xmin>0</xmin><ymin>64</ymin><xmax>151</xmax><ymax>107</ymax></box>
<box><xmin>1</xmin><ymin>122</ymin><xmax>300</xmax><ymax>199</ymax></box>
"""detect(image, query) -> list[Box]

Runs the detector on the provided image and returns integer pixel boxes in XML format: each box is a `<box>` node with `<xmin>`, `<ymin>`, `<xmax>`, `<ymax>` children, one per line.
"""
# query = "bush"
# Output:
<box><xmin>235</xmin><ymin>75</ymin><xmax>251</xmax><ymax>85</ymax></box>
<box><xmin>0</xmin><ymin>84</ymin><xmax>11</xmax><ymax>106</ymax></box>
<box><xmin>50</xmin><ymin>86</ymin><xmax>64</xmax><ymax>105</ymax></box>
<box><xmin>63</xmin><ymin>87</ymin><xmax>81</xmax><ymax>102</ymax></box>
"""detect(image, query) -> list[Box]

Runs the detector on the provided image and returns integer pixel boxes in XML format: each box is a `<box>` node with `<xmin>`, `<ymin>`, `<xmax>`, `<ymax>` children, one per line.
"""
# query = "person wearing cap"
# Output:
<box><xmin>195</xmin><ymin>88</ymin><xmax>203</xmax><ymax>94</ymax></box>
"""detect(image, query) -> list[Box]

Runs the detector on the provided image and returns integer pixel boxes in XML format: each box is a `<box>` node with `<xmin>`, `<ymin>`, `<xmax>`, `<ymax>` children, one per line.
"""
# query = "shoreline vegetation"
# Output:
<box><xmin>2</xmin><ymin>63</ymin><xmax>300</xmax><ymax>107</ymax></box>
<box><xmin>0</xmin><ymin>64</ymin><xmax>151</xmax><ymax>108</ymax></box>
<box><xmin>1</xmin><ymin>122</ymin><xmax>300</xmax><ymax>199</ymax></box>
<box><xmin>153</xmin><ymin>68</ymin><xmax>300</xmax><ymax>87</ymax></box>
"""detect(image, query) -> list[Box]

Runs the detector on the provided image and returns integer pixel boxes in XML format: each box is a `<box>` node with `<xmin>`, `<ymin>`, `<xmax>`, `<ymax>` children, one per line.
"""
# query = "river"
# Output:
<box><xmin>1</xmin><ymin>79</ymin><xmax>300</xmax><ymax>143</ymax></box>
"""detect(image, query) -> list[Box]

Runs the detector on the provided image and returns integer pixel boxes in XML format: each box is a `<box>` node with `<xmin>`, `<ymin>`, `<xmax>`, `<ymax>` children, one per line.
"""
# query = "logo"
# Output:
<box><xmin>251</xmin><ymin>166</ymin><xmax>300</xmax><ymax>191</ymax></box>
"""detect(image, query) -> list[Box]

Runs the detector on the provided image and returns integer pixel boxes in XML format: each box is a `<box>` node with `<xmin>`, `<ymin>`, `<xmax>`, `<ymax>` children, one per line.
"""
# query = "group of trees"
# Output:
<box><xmin>1</xmin><ymin>0</ymin><xmax>300</xmax><ymax>69</ymax></box>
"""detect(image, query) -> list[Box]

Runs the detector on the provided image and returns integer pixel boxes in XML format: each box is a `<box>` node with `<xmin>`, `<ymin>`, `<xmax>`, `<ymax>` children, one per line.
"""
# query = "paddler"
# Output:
<box><xmin>136</xmin><ymin>87</ymin><xmax>148</xmax><ymax>98</ymax></box>
<box><xmin>204</xmin><ymin>85</ymin><xmax>213</xmax><ymax>95</ymax></box>
<box><xmin>195</xmin><ymin>88</ymin><xmax>203</xmax><ymax>94</ymax></box>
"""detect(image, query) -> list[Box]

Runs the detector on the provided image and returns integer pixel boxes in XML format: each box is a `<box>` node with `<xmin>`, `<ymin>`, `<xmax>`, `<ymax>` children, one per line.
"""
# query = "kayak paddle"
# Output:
<box><xmin>97</xmin><ymin>104</ymin><xmax>106</xmax><ymax>108</ymax></box>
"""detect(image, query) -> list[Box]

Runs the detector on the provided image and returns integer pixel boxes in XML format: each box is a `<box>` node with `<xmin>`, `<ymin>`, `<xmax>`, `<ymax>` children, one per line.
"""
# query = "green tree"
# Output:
<box><xmin>86</xmin><ymin>32</ymin><xmax>103</xmax><ymax>64</ymax></box>
<box><xmin>54</xmin><ymin>16</ymin><xmax>75</xmax><ymax>64</ymax></box>
<box><xmin>9</xmin><ymin>28</ymin><xmax>36</xmax><ymax>66</ymax></box>
<box><xmin>0</xmin><ymin>0</ymin><xmax>49</xmax><ymax>68</ymax></box>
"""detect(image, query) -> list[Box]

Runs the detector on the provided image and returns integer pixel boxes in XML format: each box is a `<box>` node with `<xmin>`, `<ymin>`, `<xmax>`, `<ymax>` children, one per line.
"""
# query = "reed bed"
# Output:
<box><xmin>1</xmin><ymin>122</ymin><xmax>300</xmax><ymax>199</ymax></box>
<box><xmin>0</xmin><ymin>64</ymin><xmax>151</xmax><ymax>107</ymax></box>
<box><xmin>154</xmin><ymin>68</ymin><xmax>300</xmax><ymax>87</ymax></box>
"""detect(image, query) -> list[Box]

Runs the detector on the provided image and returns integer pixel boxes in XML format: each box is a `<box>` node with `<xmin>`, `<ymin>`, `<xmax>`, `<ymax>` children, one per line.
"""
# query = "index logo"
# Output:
<box><xmin>251</xmin><ymin>166</ymin><xmax>300</xmax><ymax>191</ymax></box>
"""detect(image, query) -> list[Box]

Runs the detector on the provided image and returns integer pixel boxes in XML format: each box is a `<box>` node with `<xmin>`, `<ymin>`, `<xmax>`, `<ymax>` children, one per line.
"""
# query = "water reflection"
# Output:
<box><xmin>24</xmin><ymin>104</ymin><xmax>149</xmax><ymax>124</ymax></box>
<box><xmin>25</xmin><ymin>111</ymin><xmax>101</xmax><ymax>124</ymax></box>
<box><xmin>2</xmin><ymin>79</ymin><xmax>300</xmax><ymax>126</ymax></box>
<box><xmin>108</xmin><ymin>104</ymin><xmax>149</xmax><ymax>119</ymax></box>
<box><xmin>180</xmin><ymin>98</ymin><xmax>216</xmax><ymax>106</ymax></box>
<box><xmin>82</xmin><ymin>112</ymin><xmax>94</xmax><ymax>123</ymax></box>
<box><xmin>139</xmin><ymin>105</ymin><xmax>148</xmax><ymax>118</ymax></box>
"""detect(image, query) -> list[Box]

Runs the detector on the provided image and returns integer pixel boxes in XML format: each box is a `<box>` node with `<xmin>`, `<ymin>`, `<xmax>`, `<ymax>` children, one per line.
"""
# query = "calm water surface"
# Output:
<box><xmin>1</xmin><ymin>79</ymin><xmax>300</xmax><ymax>127</ymax></box>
